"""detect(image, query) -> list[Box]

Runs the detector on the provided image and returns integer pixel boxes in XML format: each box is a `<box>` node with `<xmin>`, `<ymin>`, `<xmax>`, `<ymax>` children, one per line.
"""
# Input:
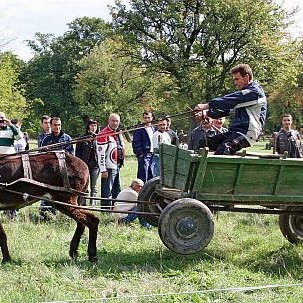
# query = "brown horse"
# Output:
<box><xmin>0</xmin><ymin>151</ymin><xmax>99</xmax><ymax>263</ymax></box>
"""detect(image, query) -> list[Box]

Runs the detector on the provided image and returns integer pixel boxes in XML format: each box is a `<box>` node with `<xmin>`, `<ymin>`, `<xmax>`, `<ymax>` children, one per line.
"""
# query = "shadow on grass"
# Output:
<box><xmin>237</xmin><ymin>244</ymin><xmax>303</xmax><ymax>279</ymax></box>
<box><xmin>24</xmin><ymin>247</ymin><xmax>216</xmax><ymax>277</ymax></box>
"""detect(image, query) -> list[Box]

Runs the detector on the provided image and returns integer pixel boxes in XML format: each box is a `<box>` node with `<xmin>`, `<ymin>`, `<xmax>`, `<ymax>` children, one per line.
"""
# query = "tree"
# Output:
<box><xmin>75</xmin><ymin>37</ymin><xmax>180</xmax><ymax>127</ymax></box>
<box><xmin>110</xmin><ymin>0</ymin><xmax>295</xmax><ymax>104</ymax></box>
<box><xmin>0</xmin><ymin>52</ymin><xmax>29</xmax><ymax>120</ymax></box>
<box><xmin>21</xmin><ymin>17</ymin><xmax>111</xmax><ymax>136</ymax></box>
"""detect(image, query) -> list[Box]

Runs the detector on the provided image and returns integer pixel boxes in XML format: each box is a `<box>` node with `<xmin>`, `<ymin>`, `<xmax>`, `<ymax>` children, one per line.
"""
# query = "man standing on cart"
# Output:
<box><xmin>195</xmin><ymin>64</ymin><xmax>267</xmax><ymax>155</ymax></box>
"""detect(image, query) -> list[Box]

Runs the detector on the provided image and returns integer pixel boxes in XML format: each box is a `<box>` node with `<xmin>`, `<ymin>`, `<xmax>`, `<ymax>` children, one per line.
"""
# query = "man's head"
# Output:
<box><xmin>108</xmin><ymin>113</ymin><xmax>120</xmax><ymax>130</ymax></box>
<box><xmin>213</xmin><ymin>117</ymin><xmax>226</xmax><ymax>130</ymax></box>
<box><xmin>230</xmin><ymin>64</ymin><xmax>253</xmax><ymax>90</ymax></box>
<box><xmin>50</xmin><ymin>117</ymin><xmax>62</xmax><ymax>135</ymax></box>
<box><xmin>142</xmin><ymin>111</ymin><xmax>153</xmax><ymax>126</ymax></box>
<box><xmin>0</xmin><ymin>112</ymin><xmax>7</xmax><ymax>126</ymax></box>
<box><xmin>165</xmin><ymin>116</ymin><xmax>172</xmax><ymax>130</ymax></box>
<box><xmin>281</xmin><ymin>113</ymin><xmax>293</xmax><ymax>131</ymax></box>
<box><xmin>41</xmin><ymin>115</ymin><xmax>51</xmax><ymax>133</ymax></box>
<box><xmin>130</xmin><ymin>178</ymin><xmax>144</xmax><ymax>193</ymax></box>
<box><xmin>157</xmin><ymin>118</ymin><xmax>169</xmax><ymax>132</ymax></box>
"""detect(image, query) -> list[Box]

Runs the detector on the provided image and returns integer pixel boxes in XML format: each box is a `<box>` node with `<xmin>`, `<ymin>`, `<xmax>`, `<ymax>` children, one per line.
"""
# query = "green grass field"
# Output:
<box><xmin>1</xmin><ymin>140</ymin><xmax>302</xmax><ymax>303</ymax></box>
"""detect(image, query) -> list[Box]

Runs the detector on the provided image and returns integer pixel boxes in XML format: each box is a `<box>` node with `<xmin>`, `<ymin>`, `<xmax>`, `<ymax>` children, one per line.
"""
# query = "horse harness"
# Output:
<box><xmin>0</xmin><ymin>151</ymin><xmax>87</xmax><ymax>197</ymax></box>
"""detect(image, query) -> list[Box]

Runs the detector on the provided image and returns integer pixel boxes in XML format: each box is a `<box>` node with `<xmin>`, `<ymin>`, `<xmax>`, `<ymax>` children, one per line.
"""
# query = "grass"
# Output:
<box><xmin>1</xmin><ymin>140</ymin><xmax>302</xmax><ymax>303</ymax></box>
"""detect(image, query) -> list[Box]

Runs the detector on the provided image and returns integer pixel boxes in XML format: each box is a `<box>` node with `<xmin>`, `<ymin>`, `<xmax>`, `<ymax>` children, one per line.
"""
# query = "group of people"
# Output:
<box><xmin>2</xmin><ymin>63</ymin><xmax>302</xmax><ymax>224</ymax></box>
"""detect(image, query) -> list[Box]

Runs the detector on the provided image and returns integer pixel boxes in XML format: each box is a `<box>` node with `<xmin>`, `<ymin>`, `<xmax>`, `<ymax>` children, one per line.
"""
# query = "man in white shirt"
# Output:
<box><xmin>114</xmin><ymin>178</ymin><xmax>152</xmax><ymax>229</ymax></box>
<box><xmin>152</xmin><ymin>117</ymin><xmax>171</xmax><ymax>176</ymax></box>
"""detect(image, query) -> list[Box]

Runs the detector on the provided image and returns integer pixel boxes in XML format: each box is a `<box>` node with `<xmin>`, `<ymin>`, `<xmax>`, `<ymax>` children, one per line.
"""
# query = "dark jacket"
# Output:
<box><xmin>41</xmin><ymin>131</ymin><xmax>74</xmax><ymax>154</ymax></box>
<box><xmin>132</xmin><ymin>124</ymin><xmax>155</xmax><ymax>156</ymax></box>
<box><xmin>75</xmin><ymin>134</ymin><xmax>98</xmax><ymax>168</ymax></box>
<box><xmin>275</xmin><ymin>129</ymin><xmax>302</xmax><ymax>158</ymax></box>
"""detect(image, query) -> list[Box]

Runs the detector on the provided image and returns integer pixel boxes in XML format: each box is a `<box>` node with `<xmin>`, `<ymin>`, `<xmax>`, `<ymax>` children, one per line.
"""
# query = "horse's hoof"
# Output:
<box><xmin>69</xmin><ymin>250</ymin><xmax>79</xmax><ymax>260</ymax></box>
<box><xmin>89</xmin><ymin>255</ymin><xmax>98</xmax><ymax>263</ymax></box>
<box><xmin>1</xmin><ymin>257</ymin><xmax>12</xmax><ymax>264</ymax></box>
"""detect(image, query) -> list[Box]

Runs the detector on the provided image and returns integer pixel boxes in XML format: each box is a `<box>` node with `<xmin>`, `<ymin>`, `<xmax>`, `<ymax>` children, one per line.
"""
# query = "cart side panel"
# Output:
<box><xmin>160</xmin><ymin>143</ymin><xmax>178</xmax><ymax>187</ymax></box>
<box><xmin>160</xmin><ymin>144</ymin><xmax>200</xmax><ymax>191</ymax></box>
<box><xmin>196</xmin><ymin>162</ymin><xmax>239</xmax><ymax>194</ymax></box>
<box><xmin>233</xmin><ymin>163</ymin><xmax>279</xmax><ymax>195</ymax></box>
<box><xmin>275</xmin><ymin>165</ymin><xmax>303</xmax><ymax>195</ymax></box>
<box><xmin>195</xmin><ymin>156</ymin><xmax>303</xmax><ymax>199</ymax></box>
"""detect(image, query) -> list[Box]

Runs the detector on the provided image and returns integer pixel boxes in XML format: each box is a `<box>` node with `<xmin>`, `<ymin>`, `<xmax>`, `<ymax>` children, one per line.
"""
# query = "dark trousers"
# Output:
<box><xmin>208</xmin><ymin>131</ymin><xmax>250</xmax><ymax>155</ymax></box>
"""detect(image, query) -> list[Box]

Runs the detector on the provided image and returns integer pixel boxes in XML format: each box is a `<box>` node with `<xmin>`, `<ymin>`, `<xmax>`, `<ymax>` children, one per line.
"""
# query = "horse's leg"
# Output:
<box><xmin>0</xmin><ymin>222</ymin><xmax>11</xmax><ymax>263</ymax></box>
<box><xmin>57</xmin><ymin>196</ymin><xmax>99</xmax><ymax>262</ymax></box>
<box><xmin>69</xmin><ymin>222</ymin><xmax>85</xmax><ymax>260</ymax></box>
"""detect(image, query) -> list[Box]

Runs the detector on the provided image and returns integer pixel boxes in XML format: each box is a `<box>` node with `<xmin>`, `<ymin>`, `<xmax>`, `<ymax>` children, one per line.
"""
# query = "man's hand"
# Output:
<box><xmin>101</xmin><ymin>171</ymin><xmax>109</xmax><ymax>179</ymax></box>
<box><xmin>2</xmin><ymin>118</ymin><xmax>12</xmax><ymax>126</ymax></box>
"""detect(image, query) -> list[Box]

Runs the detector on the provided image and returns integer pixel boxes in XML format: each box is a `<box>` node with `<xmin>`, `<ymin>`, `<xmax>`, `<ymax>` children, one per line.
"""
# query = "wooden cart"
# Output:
<box><xmin>139</xmin><ymin>143</ymin><xmax>303</xmax><ymax>254</ymax></box>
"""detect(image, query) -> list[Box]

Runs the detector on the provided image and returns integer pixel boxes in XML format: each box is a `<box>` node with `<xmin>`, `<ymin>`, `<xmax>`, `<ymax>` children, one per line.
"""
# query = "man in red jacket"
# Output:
<box><xmin>97</xmin><ymin>113</ymin><xmax>125</xmax><ymax>210</ymax></box>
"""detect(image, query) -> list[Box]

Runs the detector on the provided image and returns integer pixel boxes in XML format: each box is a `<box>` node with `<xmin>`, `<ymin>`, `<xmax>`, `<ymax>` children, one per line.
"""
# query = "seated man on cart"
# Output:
<box><xmin>194</xmin><ymin>64</ymin><xmax>267</xmax><ymax>155</ymax></box>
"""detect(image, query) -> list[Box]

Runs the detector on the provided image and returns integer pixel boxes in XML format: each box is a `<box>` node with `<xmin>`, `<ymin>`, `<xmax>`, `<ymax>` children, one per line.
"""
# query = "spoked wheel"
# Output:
<box><xmin>158</xmin><ymin>198</ymin><xmax>214</xmax><ymax>255</ymax></box>
<box><xmin>138</xmin><ymin>177</ymin><xmax>171</xmax><ymax>227</ymax></box>
<box><xmin>279</xmin><ymin>206</ymin><xmax>303</xmax><ymax>244</ymax></box>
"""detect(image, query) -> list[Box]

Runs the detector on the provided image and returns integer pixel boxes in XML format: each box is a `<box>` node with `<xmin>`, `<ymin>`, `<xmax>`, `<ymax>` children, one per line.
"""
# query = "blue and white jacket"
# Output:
<box><xmin>208</xmin><ymin>81</ymin><xmax>267</xmax><ymax>145</ymax></box>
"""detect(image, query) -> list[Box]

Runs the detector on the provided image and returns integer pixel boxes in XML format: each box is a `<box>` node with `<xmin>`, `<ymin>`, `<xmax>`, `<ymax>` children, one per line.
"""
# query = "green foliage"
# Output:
<box><xmin>110</xmin><ymin>0</ymin><xmax>293</xmax><ymax>104</ymax></box>
<box><xmin>21</xmin><ymin>17</ymin><xmax>112</xmax><ymax>136</ymax></box>
<box><xmin>0</xmin><ymin>52</ymin><xmax>28</xmax><ymax>120</ymax></box>
<box><xmin>75</xmin><ymin>37</ymin><xmax>181</xmax><ymax>126</ymax></box>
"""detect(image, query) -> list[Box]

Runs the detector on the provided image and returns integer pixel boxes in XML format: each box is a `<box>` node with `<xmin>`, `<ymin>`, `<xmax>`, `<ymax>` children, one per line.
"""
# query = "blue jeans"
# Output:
<box><xmin>152</xmin><ymin>154</ymin><xmax>160</xmax><ymax>177</ymax></box>
<box><xmin>101</xmin><ymin>168</ymin><xmax>121</xmax><ymax>209</ymax></box>
<box><xmin>137</xmin><ymin>154</ymin><xmax>155</xmax><ymax>183</ymax></box>
<box><xmin>123</xmin><ymin>207</ymin><xmax>151</xmax><ymax>227</ymax></box>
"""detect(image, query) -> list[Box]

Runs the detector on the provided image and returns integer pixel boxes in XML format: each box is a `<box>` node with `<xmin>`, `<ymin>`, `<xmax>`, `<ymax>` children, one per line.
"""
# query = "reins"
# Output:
<box><xmin>0</xmin><ymin>187</ymin><xmax>160</xmax><ymax>216</ymax></box>
<box><xmin>0</xmin><ymin>110</ymin><xmax>194</xmax><ymax>160</ymax></box>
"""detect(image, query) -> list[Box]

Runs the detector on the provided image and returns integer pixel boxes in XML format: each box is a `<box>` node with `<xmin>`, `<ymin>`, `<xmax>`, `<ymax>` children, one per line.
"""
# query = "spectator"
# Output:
<box><xmin>0</xmin><ymin>112</ymin><xmax>23</xmax><ymax>219</ymax></box>
<box><xmin>40</xmin><ymin>117</ymin><xmax>74</xmax><ymax>219</ymax></box>
<box><xmin>37</xmin><ymin>115</ymin><xmax>51</xmax><ymax>148</ymax></box>
<box><xmin>0</xmin><ymin>112</ymin><xmax>23</xmax><ymax>154</ymax></box>
<box><xmin>195</xmin><ymin>63</ymin><xmax>267</xmax><ymax>155</ymax></box>
<box><xmin>212</xmin><ymin>117</ymin><xmax>228</xmax><ymax>134</ymax></box>
<box><xmin>165</xmin><ymin>116</ymin><xmax>178</xmax><ymax>145</ymax></box>
<box><xmin>11</xmin><ymin>118</ymin><xmax>28</xmax><ymax>152</ymax></box>
<box><xmin>41</xmin><ymin>117</ymin><xmax>74</xmax><ymax>154</ymax></box>
<box><xmin>96</xmin><ymin>113</ymin><xmax>125</xmax><ymax>210</ymax></box>
<box><xmin>76</xmin><ymin>120</ymin><xmax>100</xmax><ymax>205</ymax></box>
<box><xmin>275</xmin><ymin>113</ymin><xmax>302</xmax><ymax>158</ymax></box>
<box><xmin>132</xmin><ymin>111</ymin><xmax>155</xmax><ymax>183</ymax></box>
<box><xmin>152</xmin><ymin>117</ymin><xmax>171</xmax><ymax>176</ymax></box>
<box><xmin>114</xmin><ymin>178</ymin><xmax>152</xmax><ymax>229</ymax></box>
<box><xmin>188</xmin><ymin>112</ymin><xmax>216</xmax><ymax>151</ymax></box>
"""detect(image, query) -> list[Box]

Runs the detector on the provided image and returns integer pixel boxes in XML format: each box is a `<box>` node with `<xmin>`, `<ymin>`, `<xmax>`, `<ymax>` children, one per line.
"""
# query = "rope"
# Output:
<box><xmin>1</xmin><ymin>187</ymin><xmax>159</xmax><ymax>216</ymax></box>
<box><xmin>0</xmin><ymin>110</ymin><xmax>194</xmax><ymax>160</ymax></box>
<box><xmin>37</xmin><ymin>283</ymin><xmax>303</xmax><ymax>303</ymax></box>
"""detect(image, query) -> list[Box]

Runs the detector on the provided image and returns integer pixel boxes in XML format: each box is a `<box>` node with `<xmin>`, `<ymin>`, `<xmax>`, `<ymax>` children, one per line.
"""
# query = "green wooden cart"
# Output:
<box><xmin>138</xmin><ymin>143</ymin><xmax>303</xmax><ymax>254</ymax></box>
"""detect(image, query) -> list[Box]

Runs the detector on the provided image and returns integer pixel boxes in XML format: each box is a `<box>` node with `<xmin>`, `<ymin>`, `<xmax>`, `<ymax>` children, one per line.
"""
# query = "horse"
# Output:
<box><xmin>0</xmin><ymin>151</ymin><xmax>99</xmax><ymax>263</ymax></box>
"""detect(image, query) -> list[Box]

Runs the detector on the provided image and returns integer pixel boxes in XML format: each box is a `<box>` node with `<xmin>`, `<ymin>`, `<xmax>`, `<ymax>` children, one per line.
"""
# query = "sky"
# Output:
<box><xmin>0</xmin><ymin>0</ymin><xmax>303</xmax><ymax>62</ymax></box>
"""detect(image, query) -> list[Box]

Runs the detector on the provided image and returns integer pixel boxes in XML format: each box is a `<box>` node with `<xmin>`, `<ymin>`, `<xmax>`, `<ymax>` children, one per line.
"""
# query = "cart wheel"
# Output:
<box><xmin>138</xmin><ymin>177</ymin><xmax>171</xmax><ymax>227</ymax></box>
<box><xmin>279</xmin><ymin>207</ymin><xmax>303</xmax><ymax>244</ymax></box>
<box><xmin>158</xmin><ymin>198</ymin><xmax>214</xmax><ymax>254</ymax></box>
